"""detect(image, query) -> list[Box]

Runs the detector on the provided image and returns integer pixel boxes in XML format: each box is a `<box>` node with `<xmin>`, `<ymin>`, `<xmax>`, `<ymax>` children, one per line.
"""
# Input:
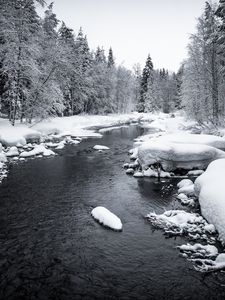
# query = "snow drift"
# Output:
<box><xmin>194</xmin><ymin>159</ymin><xmax>225</xmax><ymax>244</ymax></box>
<box><xmin>138</xmin><ymin>141</ymin><xmax>225</xmax><ymax>171</ymax></box>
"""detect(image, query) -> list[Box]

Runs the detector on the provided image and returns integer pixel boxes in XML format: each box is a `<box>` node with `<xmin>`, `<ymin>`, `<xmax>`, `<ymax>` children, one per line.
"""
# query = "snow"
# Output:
<box><xmin>91</xmin><ymin>206</ymin><xmax>122</xmax><ymax>231</ymax></box>
<box><xmin>93</xmin><ymin>145</ymin><xmax>110</xmax><ymax>150</ymax></box>
<box><xmin>177</xmin><ymin>193</ymin><xmax>195</xmax><ymax>206</ymax></box>
<box><xmin>194</xmin><ymin>158</ymin><xmax>225</xmax><ymax>244</ymax></box>
<box><xmin>143</xmin><ymin>168</ymin><xmax>171</xmax><ymax>178</ymax></box>
<box><xmin>5</xmin><ymin>146</ymin><xmax>19</xmax><ymax>157</ymax></box>
<box><xmin>126</xmin><ymin>168</ymin><xmax>134</xmax><ymax>175</ymax></box>
<box><xmin>153</xmin><ymin>133</ymin><xmax>225</xmax><ymax>150</ymax></box>
<box><xmin>187</xmin><ymin>170</ymin><xmax>204</xmax><ymax>176</ymax></box>
<box><xmin>191</xmin><ymin>253</ymin><xmax>225</xmax><ymax>272</ymax></box>
<box><xmin>0</xmin><ymin>120</ymin><xmax>40</xmax><ymax>146</ymax></box>
<box><xmin>137</xmin><ymin>141</ymin><xmax>225</xmax><ymax>171</ymax></box>
<box><xmin>178</xmin><ymin>184</ymin><xmax>195</xmax><ymax>196</ymax></box>
<box><xmin>20</xmin><ymin>144</ymin><xmax>55</xmax><ymax>158</ymax></box>
<box><xmin>55</xmin><ymin>141</ymin><xmax>66</xmax><ymax>150</ymax></box>
<box><xmin>177</xmin><ymin>179</ymin><xmax>193</xmax><ymax>189</ymax></box>
<box><xmin>147</xmin><ymin>210</ymin><xmax>216</xmax><ymax>242</ymax></box>
<box><xmin>178</xmin><ymin>243</ymin><xmax>218</xmax><ymax>258</ymax></box>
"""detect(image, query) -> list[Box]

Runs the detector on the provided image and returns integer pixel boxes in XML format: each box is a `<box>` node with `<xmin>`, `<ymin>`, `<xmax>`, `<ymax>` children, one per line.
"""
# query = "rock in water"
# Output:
<box><xmin>91</xmin><ymin>206</ymin><xmax>122</xmax><ymax>231</ymax></box>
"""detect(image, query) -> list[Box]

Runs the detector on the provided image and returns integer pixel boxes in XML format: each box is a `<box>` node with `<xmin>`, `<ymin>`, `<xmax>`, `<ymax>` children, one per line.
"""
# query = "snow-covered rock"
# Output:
<box><xmin>147</xmin><ymin>210</ymin><xmax>216</xmax><ymax>242</ymax></box>
<box><xmin>126</xmin><ymin>168</ymin><xmax>134</xmax><ymax>175</ymax></box>
<box><xmin>91</xmin><ymin>206</ymin><xmax>122</xmax><ymax>231</ymax></box>
<box><xmin>93</xmin><ymin>145</ymin><xmax>110</xmax><ymax>150</ymax></box>
<box><xmin>191</xmin><ymin>253</ymin><xmax>225</xmax><ymax>272</ymax></box>
<box><xmin>133</xmin><ymin>171</ymin><xmax>144</xmax><ymax>178</ymax></box>
<box><xmin>143</xmin><ymin>168</ymin><xmax>171</xmax><ymax>178</ymax></box>
<box><xmin>55</xmin><ymin>141</ymin><xmax>65</xmax><ymax>150</ymax></box>
<box><xmin>138</xmin><ymin>141</ymin><xmax>225</xmax><ymax>171</ymax></box>
<box><xmin>6</xmin><ymin>146</ymin><xmax>19</xmax><ymax>157</ymax></box>
<box><xmin>187</xmin><ymin>170</ymin><xmax>204</xmax><ymax>176</ymax></box>
<box><xmin>178</xmin><ymin>184</ymin><xmax>195</xmax><ymax>196</ymax></box>
<box><xmin>194</xmin><ymin>159</ymin><xmax>225</xmax><ymax>244</ymax></box>
<box><xmin>20</xmin><ymin>144</ymin><xmax>55</xmax><ymax>158</ymax></box>
<box><xmin>177</xmin><ymin>193</ymin><xmax>195</xmax><ymax>206</ymax></box>
<box><xmin>154</xmin><ymin>133</ymin><xmax>225</xmax><ymax>150</ymax></box>
<box><xmin>178</xmin><ymin>243</ymin><xmax>218</xmax><ymax>258</ymax></box>
<box><xmin>177</xmin><ymin>179</ymin><xmax>193</xmax><ymax>189</ymax></box>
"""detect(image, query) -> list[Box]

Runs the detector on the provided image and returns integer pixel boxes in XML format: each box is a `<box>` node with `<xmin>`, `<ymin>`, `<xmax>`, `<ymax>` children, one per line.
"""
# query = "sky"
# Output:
<box><xmin>39</xmin><ymin>0</ymin><xmax>210</xmax><ymax>72</ymax></box>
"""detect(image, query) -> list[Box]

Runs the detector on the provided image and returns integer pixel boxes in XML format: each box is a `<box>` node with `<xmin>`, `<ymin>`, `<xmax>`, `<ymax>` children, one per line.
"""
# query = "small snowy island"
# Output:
<box><xmin>91</xmin><ymin>206</ymin><xmax>123</xmax><ymax>231</ymax></box>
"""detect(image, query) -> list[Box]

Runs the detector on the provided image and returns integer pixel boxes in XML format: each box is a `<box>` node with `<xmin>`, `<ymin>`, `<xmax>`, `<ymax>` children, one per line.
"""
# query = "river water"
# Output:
<box><xmin>0</xmin><ymin>125</ymin><xmax>225</xmax><ymax>300</ymax></box>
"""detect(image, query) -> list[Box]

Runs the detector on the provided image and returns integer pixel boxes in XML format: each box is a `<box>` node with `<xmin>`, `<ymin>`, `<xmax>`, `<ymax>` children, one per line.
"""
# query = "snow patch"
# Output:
<box><xmin>91</xmin><ymin>206</ymin><xmax>122</xmax><ymax>231</ymax></box>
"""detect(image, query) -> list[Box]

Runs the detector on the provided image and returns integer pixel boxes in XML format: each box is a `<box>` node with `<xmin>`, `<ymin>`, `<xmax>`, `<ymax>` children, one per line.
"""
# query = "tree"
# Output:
<box><xmin>107</xmin><ymin>47</ymin><xmax>115</xmax><ymax>68</ymax></box>
<box><xmin>138</xmin><ymin>54</ymin><xmax>153</xmax><ymax>112</ymax></box>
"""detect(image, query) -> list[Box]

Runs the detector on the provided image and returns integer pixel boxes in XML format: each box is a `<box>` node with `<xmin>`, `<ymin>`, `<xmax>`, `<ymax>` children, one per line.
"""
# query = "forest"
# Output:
<box><xmin>0</xmin><ymin>0</ymin><xmax>225</xmax><ymax>127</ymax></box>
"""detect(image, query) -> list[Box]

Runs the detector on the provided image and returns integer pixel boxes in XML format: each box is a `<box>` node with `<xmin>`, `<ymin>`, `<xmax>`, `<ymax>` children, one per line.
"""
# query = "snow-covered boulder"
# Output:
<box><xmin>93</xmin><ymin>145</ymin><xmax>110</xmax><ymax>150</ymax></box>
<box><xmin>138</xmin><ymin>141</ymin><xmax>225</xmax><ymax>171</ymax></box>
<box><xmin>177</xmin><ymin>179</ymin><xmax>193</xmax><ymax>189</ymax></box>
<box><xmin>91</xmin><ymin>206</ymin><xmax>122</xmax><ymax>231</ymax></box>
<box><xmin>6</xmin><ymin>146</ymin><xmax>19</xmax><ymax>157</ymax></box>
<box><xmin>20</xmin><ymin>144</ymin><xmax>55</xmax><ymax>158</ymax></box>
<box><xmin>194</xmin><ymin>159</ymin><xmax>225</xmax><ymax>244</ymax></box>
<box><xmin>154</xmin><ymin>133</ymin><xmax>225</xmax><ymax>150</ymax></box>
<box><xmin>0</xmin><ymin>144</ymin><xmax>7</xmax><ymax>163</ymax></box>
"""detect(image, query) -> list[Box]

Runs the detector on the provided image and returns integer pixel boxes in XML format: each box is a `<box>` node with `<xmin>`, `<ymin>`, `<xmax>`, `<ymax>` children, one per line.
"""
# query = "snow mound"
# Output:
<box><xmin>179</xmin><ymin>243</ymin><xmax>218</xmax><ymax>258</ymax></box>
<box><xmin>143</xmin><ymin>168</ymin><xmax>171</xmax><ymax>178</ymax></box>
<box><xmin>6</xmin><ymin>146</ymin><xmax>19</xmax><ymax>157</ymax></box>
<box><xmin>187</xmin><ymin>170</ymin><xmax>204</xmax><ymax>176</ymax></box>
<box><xmin>177</xmin><ymin>179</ymin><xmax>193</xmax><ymax>189</ymax></box>
<box><xmin>138</xmin><ymin>141</ymin><xmax>225</xmax><ymax>171</ymax></box>
<box><xmin>0</xmin><ymin>125</ymin><xmax>40</xmax><ymax>147</ymax></box>
<box><xmin>191</xmin><ymin>253</ymin><xmax>225</xmax><ymax>272</ymax></box>
<box><xmin>177</xmin><ymin>193</ymin><xmax>195</xmax><ymax>207</ymax></box>
<box><xmin>20</xmin><ymin>145</ymin><xmax>55</xmax><ymax>158</ymax></box>
<box><xmin>147</xmin><ymin>210</ymin><xmax>216</xmax><ymax>242</ymax></box>
<box><xmin>91</xmin><ymin>206</ymin><xmax>122</xmax><ymax>231</ymax></box>
<box><xmin>93</xmin><ymin>145</ymin><xmax>110</xmax><ymax>150</ymax></box>
<box><xmin>154</xmin><ymin>133</ymin><xmax>225</xmax><ymax>150</ymax></box>
<box><xmin>178</xmin><ymin>184</ymin><xmax>195</xmax><ymax>196</ymax></box>
<box><xmin>194</xmin><ymin>159</ymin><xmax>225</xmax><ymax>244</ymax></box>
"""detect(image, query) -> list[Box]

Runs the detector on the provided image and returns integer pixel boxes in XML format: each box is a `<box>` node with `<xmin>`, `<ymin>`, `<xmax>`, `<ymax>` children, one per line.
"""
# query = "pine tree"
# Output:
<box><xmin>107</xmin><ymin>47</ymin><xmax>115</xmax><ymax>68</ymax></box>
<box><xmin>138</xmin><ymin>54</ymin><xmax>153</xmax><ymax>112</ymax></box>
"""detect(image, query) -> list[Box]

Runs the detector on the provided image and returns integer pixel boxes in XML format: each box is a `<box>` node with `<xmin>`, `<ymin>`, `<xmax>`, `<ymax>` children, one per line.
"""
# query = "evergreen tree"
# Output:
<box><xmin>138</xmin><ymin>54</ymin><xmax>153</xmax><ymax>112</ymax></box>
<box><xmin>107</xmin><ymin>47</ymin><xmax>115</xmax><ymax>68</ymax></box>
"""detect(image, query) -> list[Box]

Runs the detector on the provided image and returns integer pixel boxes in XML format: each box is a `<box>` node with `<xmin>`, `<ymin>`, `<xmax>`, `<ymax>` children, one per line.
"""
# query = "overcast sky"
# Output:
<box><xmin>41</xmin><ymin>0</ymin><xmax>210</xmax><ymax>71</ymax></box>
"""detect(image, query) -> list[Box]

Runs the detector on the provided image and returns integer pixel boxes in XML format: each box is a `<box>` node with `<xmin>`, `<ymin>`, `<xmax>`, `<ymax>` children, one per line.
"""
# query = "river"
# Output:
<box><xmin>0</xmin><ymin>125</ymin><xmax>225</xmax><ymax>300</ymax></box>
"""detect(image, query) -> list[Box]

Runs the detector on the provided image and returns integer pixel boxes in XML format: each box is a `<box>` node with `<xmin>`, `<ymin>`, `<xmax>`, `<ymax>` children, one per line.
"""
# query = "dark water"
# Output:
<box><xmin>1</xmin><ymin>126</ymin><xmax>225</xmax><ymax>300</ymax></box>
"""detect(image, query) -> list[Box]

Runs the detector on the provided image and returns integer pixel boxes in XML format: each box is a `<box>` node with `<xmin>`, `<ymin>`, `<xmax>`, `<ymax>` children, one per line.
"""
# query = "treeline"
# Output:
<box><xmin>182</xmin><ymin>0</ymin><xmax>225</xmax><ymax>126</ymax></box>
<box><xmin>136</xmin><ymin>55</ymin><xmax>183</xmax><ymax>114</ymax></box>
<box><xmin>0</xmin><ymin>0</ymin><xmax>136</xmax><ymax>125</ymax></box>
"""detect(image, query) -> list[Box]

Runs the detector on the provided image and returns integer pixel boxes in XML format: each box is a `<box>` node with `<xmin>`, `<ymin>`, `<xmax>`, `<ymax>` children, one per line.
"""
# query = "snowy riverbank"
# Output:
<box><xmin>0</xmin><ymin>113</ymin><xmax>154</xmax><ymax>183</ymax></box>
<box><xmin>122</xmin><ymin>113</ymin><xmax>225</xmax><ymax>272</ymax></box>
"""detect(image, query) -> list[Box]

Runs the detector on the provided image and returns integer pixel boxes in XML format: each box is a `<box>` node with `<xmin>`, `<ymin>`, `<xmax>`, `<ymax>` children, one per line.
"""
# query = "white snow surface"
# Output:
<box><xmin>177</xmin><ymin>179</ymin><xmax>193</xmax><ymax>189</ymax></box>
<box><xmin>178</xmin><ymin>243</ymin><xmax>218</xmax><ymax>258</ymax></box>
<box><xmin>91</xmin><ymin>206</ymin><xmax>122</xmax><ymax>231</ymax></box>
<box><xmin>147</xmin><ymin>210</ymin><xmax>216</xmax><ymax>242</ymax></box>
<box><xmin>93</xmin><ymin>145</ymin><xmax>110</xmax><ymax>150</ymax></box>
<box><xmin>6</xmin><ymin>146</ymin><xmax>19</xmax><ymax>157</ymax></box>
<box><xmin>138</xmin><ymin>141</ymin><xmax>225</xmax><ymax>171</ymax></box>
<box><xmin>153</xmin><ymin>133</ymin><xmax>225</xmax><ymax>150</ymax></box>
<box><xmin>194</xmin><ymin>159</ymin><xmax>225</xmax><ymax>244</ymax></box>
<box><xmin>0</xmin><ymin>113</ymin><xmax>147</xmax><ymax>147</ymax></box>
<box><xmin>20</xmin><ymin>144</ymin><xmax>55</xmax><ymax>158</ymax></box>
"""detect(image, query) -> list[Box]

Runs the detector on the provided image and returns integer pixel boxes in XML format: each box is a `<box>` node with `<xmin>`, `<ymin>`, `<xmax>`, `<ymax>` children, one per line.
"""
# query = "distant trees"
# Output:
<box><xmin>136</xmin><ymin>55</ymin><xmax>180</xmax><ymax>114</ymax></box>
<box><xmin>0</xmin><ymin>1</ymin><xmax>136</xmax><ymax>124</ymax></box>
